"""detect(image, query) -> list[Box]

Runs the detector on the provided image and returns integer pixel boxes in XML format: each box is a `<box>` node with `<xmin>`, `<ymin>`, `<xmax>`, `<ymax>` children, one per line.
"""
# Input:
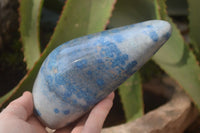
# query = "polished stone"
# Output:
<box><xmin>33</xmin><ymin>20</ymin><xmax>172</xmax><ymax>129</ymax></box>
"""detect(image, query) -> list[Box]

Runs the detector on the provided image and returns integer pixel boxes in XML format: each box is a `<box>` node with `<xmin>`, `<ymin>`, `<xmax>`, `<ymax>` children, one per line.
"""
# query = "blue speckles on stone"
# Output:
<box><xmin>76</xmin><ymin>88</ymin><xmax>86</xmax><ymax>98</ymax></box>
<box><xmin>125</xmin><ymin>60</ymin><xmax>137</xmax><ymax>75</ymax></box>
<box><xmin>97</xmin><ymin>59</ymin><xmax>104</xmax><ymax>64</ymax></box>
<box><xmin>34</xmin><ymin>108</ymin><xmax>41</xmax><ymax>116</ymax></box>
<box><xmin>96</xmin><ymin>36</ymin><xmax>105</xmax><ymax>45</ymax></box>
<box><xmin>96</xmin><ymin>79</ymin><xmax>105</xmax><ymax>87</ymax></box>
<box><xmin>110</xmin><ymin>28</ymin><xmax>121</xmax><ymax>33</ymax></box>
<box><xmin>123</xmin><ymin>54</ymin><xmax>129</xmax><ymax>60</ymax></box>
<box><xmin>147</xmin><ymin>25</ymin><xmax>152</xmax><ymax>28</ymax></box>
<box><xmin>100</xmin><ymin>30</ymin><xmax>108</xmax><ymax>36</ymax></box>
<box><xmin>149</xmin><ymin>31</ymin><xmax>158</xmax><ymax>42</ymax></box>
<box><xmin>113</xmin><ymin>34</ymin><xmax>124</xmax><ymax>43</ymax></box>
<box><xmin>143</xmin><ymin>25</ymin><xmax>159</xmax><ymax>42</ymax></box>
<box><xmin>164</xmin><ymin>32</ymin><xmax>171</xmax><ymax>40</ymax></box>
<box><xmin>62</xmin><ymin>86</ymin><xmax>73</xmax><ymax>98</ymax></box>
<box><xmin>55</xmin><ymin>75</ymin><xmax>66</xmax><ymax>86</ymax></box>
<box><xmin>54</xmin><ymin>108</ymin><xmax>60</xmax><ymax>114</ymax></box>
<box><xmin>87</xmin><ymin>70</ymin><xmax>93</xmax><ymax>76</ymax></box>
<box><xmin>99</xmin><ymin>42</ymin><xmax>129</xmax><ymax>69</ymax></box>
<box><xmin>63</xmin><ymin>110</ymin><xmax>70</xmax><ymax>115</ymax></box>
<box><xmin>75</xmin><ymin>59</ymin><xmax>88</xmax><ymax>69</ymax></box>
<box><xmin>96</xmin><ymin>59</ymin><xmax>106</xmax><ymax>71</ymax></box>
<box><xmin>100</xmin><ymin>42</ymin><xmax>116</xmax><ymax>58</ymax></box>
<box><xmin>111</xmin><ymin>54</ymin><xmax>129</xmax><ymax>68</ymax></box>
<box><xmin>87</xmin><ymin>34</ymin><xmax>94</xmax><ymax>39</ymax></box>
<box><xmin>109</xmin><ymin>25</ymin><xmax>132</xmax><ymax>34</ymax></box>
<box><xmin>32</xmin><ymin>20</ymin><xmax>172</xmax><ymax>129</ymax></box>
<box><xmin>46</xmin><ymin>75</ymin><xmax>53</xmax><ymax>84</ymax></box>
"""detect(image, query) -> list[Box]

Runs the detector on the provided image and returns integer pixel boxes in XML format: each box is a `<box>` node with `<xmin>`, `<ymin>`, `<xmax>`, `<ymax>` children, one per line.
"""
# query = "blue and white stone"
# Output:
<box><xmin>33</xmin><ymin>20</ymin><xmax>172</xmax><ymax>129</ymax></box>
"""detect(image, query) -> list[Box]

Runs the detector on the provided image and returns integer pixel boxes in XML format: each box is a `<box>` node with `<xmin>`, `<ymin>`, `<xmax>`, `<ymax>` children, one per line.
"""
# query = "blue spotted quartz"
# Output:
<box><xmin>33</xmin><ymin>20</ymin><xmax>172</xmax><ymax>129</ymax></box>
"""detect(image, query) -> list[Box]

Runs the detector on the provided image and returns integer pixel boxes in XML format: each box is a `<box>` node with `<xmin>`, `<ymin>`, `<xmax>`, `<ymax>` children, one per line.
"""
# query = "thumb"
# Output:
<box><xmin>1</xmin><ymin>91</ymin><xmax>33</xmax><ymax>120</ymax></box>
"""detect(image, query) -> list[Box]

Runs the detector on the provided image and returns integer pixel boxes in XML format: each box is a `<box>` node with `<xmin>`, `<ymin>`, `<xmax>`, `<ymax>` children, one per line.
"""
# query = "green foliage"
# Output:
<box><xmin>108</xmin><ymin>0</ymin><xmax>155</xmax><ymax>27</ymax></box>
<box><xmin>0</xmin><ymin>0</ymin><xmax>116</xmax><ymax>109</ymax></box>
<box><xmin>19</xmin><ymin>0</ymin><xmax>44</xmax><ymax>69</ymax></box>
<box><xmin>45</xmin><ymin>0</ymin><xmax>117</xmax><ymax>53</ymax></box>
<box><xmin>140</xmin><ymin>60</ymin><xmax>164</xmax><ymax>83</ymax></box>
<box><xmin>153</xmin><ymin>0</ymin><xmax>200</xmax><ymax>110</ymax></box>
<box><xmin>0</xmin><ymin>0</ymin><xmax>200</xmax><ymax>124</ymax></box>
<box><xmin>166</xmin><ymin>0</ymin><xmax>188</xmax><ymax>16</ymax></box>
<box><xmin>118</xmin><ymin>72</ymin><xmax>143</xmax><ymax>121</ymax></box>
<box><xmin>187</xmin><ymin>0</ymin><xmax>200</xmax><ymax>61</ymax></box>
<box><xmin>111</xmin><ymin>0</ymin><xmax>200</xmax><ymax>114</ymax></box>
<box><xmin>109</xmin><ymin>0</ymin><xmax>200</xmax><ymax>120</ymax></box>
<box><xmin>0</xmin><ymin>41</ymin><xmax>23</xmax><ymax>66</ymax></box>
<box><xmin>108</xmin><ymin>0</ymin><xmax>156</xmax><ymax>121</ymax></box>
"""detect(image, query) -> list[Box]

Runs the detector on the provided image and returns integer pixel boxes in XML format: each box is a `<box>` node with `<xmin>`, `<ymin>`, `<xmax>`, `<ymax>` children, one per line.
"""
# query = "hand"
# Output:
<box><xmin>0</xmin><ymin>91</ymin><xmax>114</xmax><ymax>133</ymax></box>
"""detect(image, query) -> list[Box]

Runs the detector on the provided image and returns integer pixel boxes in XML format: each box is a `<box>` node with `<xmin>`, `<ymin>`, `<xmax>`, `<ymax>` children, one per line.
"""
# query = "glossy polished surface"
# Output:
<box><xmin>33</xmin><ymin>20</ymin><xmax>172</xmax><ymax>129</ymax></box>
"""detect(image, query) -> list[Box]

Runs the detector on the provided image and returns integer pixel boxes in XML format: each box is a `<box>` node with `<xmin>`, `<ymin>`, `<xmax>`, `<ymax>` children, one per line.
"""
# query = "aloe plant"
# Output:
<box><xmin>153</xmin><ymin>0</ymin><xmax>200</xmax><ymax>112</ymax></box>
<box><xmin>0</xmin><ymin>0</ymin><xmax>200</xmax><ymax>127</ymax></box>
<box><xmin>19</xmin><ymin>0</ymin><xmax>44</xmax><ymax>69</ymax></box>
<box><xmin>0</xmin><ymin>0</ymin><xmax>116</xmax><ymax>108</ymax></box>
<box><xmin>187</xmin><ymin>0</ymin><xmax>200</xmax><ymax>61</ymax></box>
<box><xmin>109</xmin><ymin>0</ymin><xmax>200</xmax><ymax>122</ymax></box>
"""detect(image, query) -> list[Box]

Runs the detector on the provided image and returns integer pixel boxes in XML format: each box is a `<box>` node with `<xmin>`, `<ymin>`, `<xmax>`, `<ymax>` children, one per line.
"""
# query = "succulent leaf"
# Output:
<box><xmin>118</xmin><ymin>72</ymin><xmax>143</xmax><ymax>121</ymax></box>
<box><xmin>0</xmin><ymin>0</ymin><xmax>116</xmax><ymax>109</ymax></box>
<box><xmin>108</xmin><ymin>0</ymin><xmax>157</xmax><ymax>121</ymax></box>
<box><xmin>19</xmin><ymin>0</ymin><xmax>44</xmax><ymax>69</ymax></box>
<box><xmin>153</xmin><ymin>0</ymin><xmax>200</xmax><ymax>111</ymax></box>
<box><xmin>187</xmin><ymin>0</ymin><xmax>200</xmax><ymax>61</ymax></box>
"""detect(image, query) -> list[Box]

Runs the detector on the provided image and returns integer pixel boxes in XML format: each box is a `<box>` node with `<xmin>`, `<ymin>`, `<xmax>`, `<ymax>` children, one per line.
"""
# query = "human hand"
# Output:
<box><xmin>0</xmin><ymin>91</ymin><xmax>114</xmax><ymax>133</ymax></box>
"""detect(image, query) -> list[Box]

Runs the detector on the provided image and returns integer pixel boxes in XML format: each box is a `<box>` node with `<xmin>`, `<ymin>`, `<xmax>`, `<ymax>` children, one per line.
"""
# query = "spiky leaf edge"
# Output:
<box><xmin>0</xmin><ymin>0</ymin><xmax>117</xmax><ymax>109</ymax></box>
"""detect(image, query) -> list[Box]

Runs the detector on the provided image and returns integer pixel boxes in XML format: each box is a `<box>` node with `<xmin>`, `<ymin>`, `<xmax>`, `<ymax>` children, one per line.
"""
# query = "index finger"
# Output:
<box><xmin>1</xmin><ymin>91</ymin><xmax>33</xmax><ymax>120</ymax></box>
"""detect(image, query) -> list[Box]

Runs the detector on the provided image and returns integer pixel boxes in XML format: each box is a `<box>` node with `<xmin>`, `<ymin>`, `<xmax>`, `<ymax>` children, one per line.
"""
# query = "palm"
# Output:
<box><xmin>0</xmin><ymin>91</ymin><xmax>114</xmax><ymax>133</ymax></box>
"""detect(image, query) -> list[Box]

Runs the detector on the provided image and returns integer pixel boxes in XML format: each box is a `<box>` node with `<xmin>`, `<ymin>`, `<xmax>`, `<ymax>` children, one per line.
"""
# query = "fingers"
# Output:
<box><xmin>27</xmin><ymin>115</ymin><xmax>48</xmax><ymax>133</ymax></box>
<box><xmin>55</xmin><ymin>92</ymin><xmax>114</xmax><ymax>133</ymax></box>
<box><xmin>1</xmin><ymin>91</ymin><xmax>33</xmax><ymax>120</ymax></box>
<box><xmin>54</xmin><ymin>125</ymin><xmax>72</xmax><ymax>133</ymax></box>
<box><xmin>55</xmin><ymin>115</ymin><xmax>88</xmax><ymax>133</ymax></box>
<box><xmin>70</xmin><ymin>114</ymin><xmax>88</xmax><ymax>133</ymax></box>
<box><xmin>81</xmin><ymin>92</ymin><xmax>115</xmax><ymax>133</ymax></box>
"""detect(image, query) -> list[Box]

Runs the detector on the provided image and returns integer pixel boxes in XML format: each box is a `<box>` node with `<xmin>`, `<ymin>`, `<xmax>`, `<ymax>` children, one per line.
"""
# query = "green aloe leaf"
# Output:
<box><xmin>153</xmin><ymin>0</ymin><xmax>200</xmax><ymax>110</ymax></box>
<box><xmin>187</xmin><ymin>0</ymin><xmax>200</xmax><ymax>60</ymax></box>
<box><xmin>0</xmin><ymin>0</ymin><xmax>116</xmax><ymax>109</ymax></box>
<box><xmin>19</xmin><ymin>0</ymin><xmax>44</xmax><ymax>69</ymax></box>
<box><xmin>108</xmin><ymin>0</ymin><xmax>156</xmax><ymax>120</ymax></box>
<box><xmin>108</xmin><ymin>0</ymin><xmax>156</xmax><ymax>28</ymax></box>
<box><xmin>166</xmin><ymin>0</ymin><xmax>188</xmax><ymax>16</ymax></box>
<box><xmin>45</xmin><ymin>0</ymin><xmax>117</xmax><ymax>53</ymax></box>
<box><xmin>118</xmin><ymin>72</ymin><xmax>143</xmax><ymax>121</ymax></box>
